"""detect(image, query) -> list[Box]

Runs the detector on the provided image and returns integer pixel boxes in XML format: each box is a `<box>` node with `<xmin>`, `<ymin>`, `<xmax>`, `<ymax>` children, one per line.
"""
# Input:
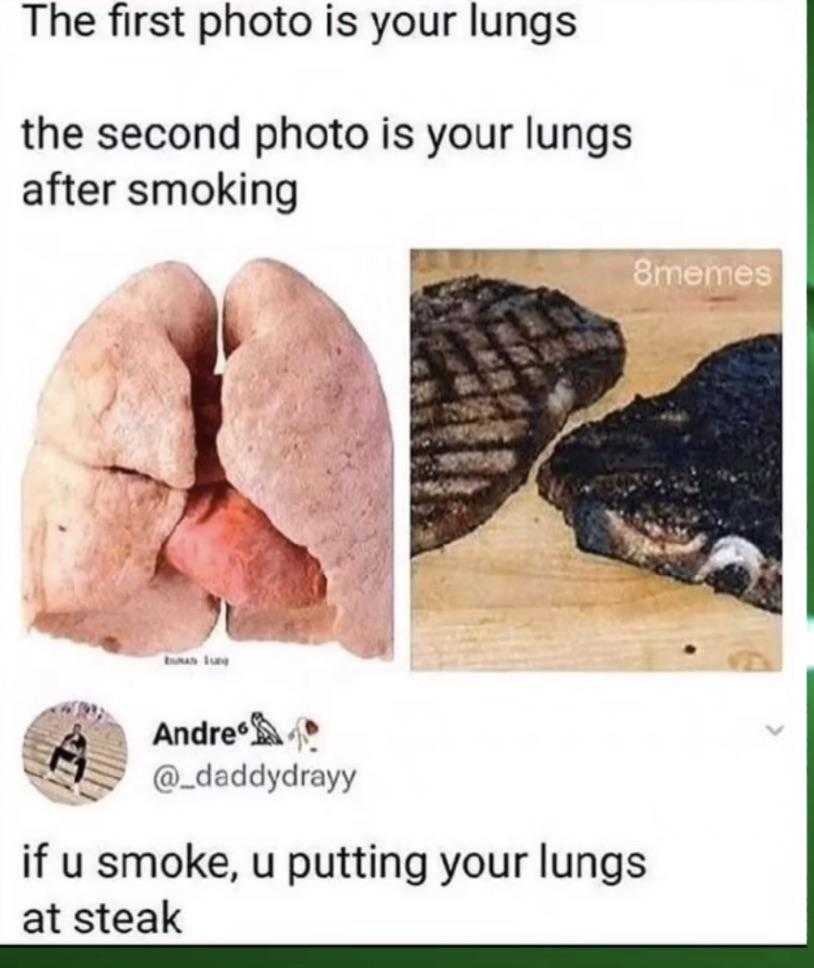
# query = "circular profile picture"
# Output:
<box><xmin>23</xmin><ymin>701</ymin><xmax>127</xmax><ymax>806</ymax></box>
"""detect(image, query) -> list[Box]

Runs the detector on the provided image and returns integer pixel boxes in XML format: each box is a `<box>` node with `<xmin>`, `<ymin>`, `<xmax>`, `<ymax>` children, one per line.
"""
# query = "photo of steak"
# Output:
<box><xmin>537</xmin><ymin>335</ymin><xmax>782</xmax><ymax>613</ymax></box>
<box><xmin>411</xmin><ymin>276</ymin><xmax>626</xmax><ymax>555</ymax></box>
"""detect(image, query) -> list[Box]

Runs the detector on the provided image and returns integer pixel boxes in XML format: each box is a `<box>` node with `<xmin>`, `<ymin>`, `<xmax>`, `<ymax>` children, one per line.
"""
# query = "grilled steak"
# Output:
<box><xmin>411</xmin><ymin>276</ymin><xmax>625</xmax><ymax>555</ymax></box>
<box><xmin>537</xmin><ymin>335</ymin><xmax>782</xmax><ymax>612</ymax></box>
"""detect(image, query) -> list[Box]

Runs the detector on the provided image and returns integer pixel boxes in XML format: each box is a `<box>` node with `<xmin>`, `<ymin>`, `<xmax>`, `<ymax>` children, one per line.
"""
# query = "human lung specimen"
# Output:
<box><xmin>23</xmin><ymin>261</ymin><xmax>393</xmax><ymax>657</ymax></box>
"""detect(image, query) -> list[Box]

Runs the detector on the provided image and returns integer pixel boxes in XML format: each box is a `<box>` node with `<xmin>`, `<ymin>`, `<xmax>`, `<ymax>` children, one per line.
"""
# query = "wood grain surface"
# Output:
<box><xmin>411</xmin><ymin>250</ymin><xmax>782</xmax><ymax>672</ymax></box>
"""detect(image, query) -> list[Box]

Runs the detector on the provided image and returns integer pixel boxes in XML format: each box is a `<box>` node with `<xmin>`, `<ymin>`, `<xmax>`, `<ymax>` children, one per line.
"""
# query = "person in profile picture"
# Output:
<box><xmin>43</xmin><ymin>723</ymin><xmax>87</xmax><ymax>798</ymax></box>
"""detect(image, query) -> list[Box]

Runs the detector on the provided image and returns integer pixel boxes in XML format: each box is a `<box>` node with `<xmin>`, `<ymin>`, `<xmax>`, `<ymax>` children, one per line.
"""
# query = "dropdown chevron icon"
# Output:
<box><xmin>765</xmin><ymin>725</ymin><xmax>785</xmax><ymax>736</ymax></box>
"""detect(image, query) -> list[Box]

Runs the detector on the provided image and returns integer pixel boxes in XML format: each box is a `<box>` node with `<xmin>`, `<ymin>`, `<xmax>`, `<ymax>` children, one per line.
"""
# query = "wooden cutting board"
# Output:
<box><xmin>411</xmin><ymin>250</ymin><xmax>782</xmax><ymax>671</ymax></box>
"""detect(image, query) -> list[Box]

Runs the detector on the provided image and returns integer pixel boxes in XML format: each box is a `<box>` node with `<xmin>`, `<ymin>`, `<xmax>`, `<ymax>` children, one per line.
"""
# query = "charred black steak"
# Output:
<box><xmin>411</xmin><ymin>276</ymin><xmax>626</xmax><ymax>555</ymax></box>
<box><xmin>537</xmin><ymin>335</ymin><xmax>782</xmax><ymax>612</ymax></box>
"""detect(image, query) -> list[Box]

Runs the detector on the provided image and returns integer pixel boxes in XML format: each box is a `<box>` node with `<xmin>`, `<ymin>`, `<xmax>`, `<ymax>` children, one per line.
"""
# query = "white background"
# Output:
<box><xmin>0</xmin><ymin>0</ymin><xmax>806</xmax><ymax>945</ymax></box>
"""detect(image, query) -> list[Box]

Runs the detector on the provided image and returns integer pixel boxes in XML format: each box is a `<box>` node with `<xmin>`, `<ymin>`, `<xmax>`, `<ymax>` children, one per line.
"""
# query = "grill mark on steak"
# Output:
<box><xmin>411</xmin><ymin>276</ymin><xmax>626</xmax><ymax>555</ymax></box>
<box><xmin>413</xmin><ymin>418</ymin><xmax>531</xmax><ymax>453</ymax></box>
<box><xmin>412</xmin><ymin>477</ymin><xmax>493</xmax><ymax>502</ymax></box>
<box><xmin>412</xmin><ymin>393</ymin><xmax>534</xmax><ymax>430</ymax></box>
<box><xmin>537</xmin><ymin>334</ymin><xmax>782</xmax><ymax>613</ymax></box>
